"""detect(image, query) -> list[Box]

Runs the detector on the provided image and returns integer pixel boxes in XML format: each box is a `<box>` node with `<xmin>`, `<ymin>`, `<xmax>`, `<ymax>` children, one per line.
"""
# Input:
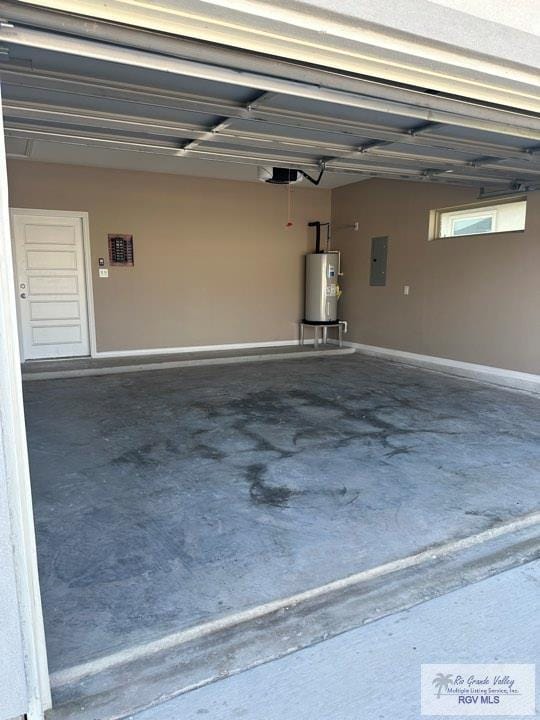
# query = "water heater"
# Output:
<box><xmin>305</xmin><ymin>251</ymin><xmax>340</xmax><ymax>322</ymax></box>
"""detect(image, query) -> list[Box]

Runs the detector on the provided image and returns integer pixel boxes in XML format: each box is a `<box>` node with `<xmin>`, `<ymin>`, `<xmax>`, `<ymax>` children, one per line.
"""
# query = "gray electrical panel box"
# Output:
<box><xmin>370</xmin><ymin>236</ymin><xmax>388</xmax><ymax>286</ymax></box>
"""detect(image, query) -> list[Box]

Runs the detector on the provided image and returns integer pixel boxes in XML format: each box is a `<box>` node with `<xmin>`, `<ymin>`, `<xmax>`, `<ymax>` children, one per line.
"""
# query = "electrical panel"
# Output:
<box><xmin>108</xmin><ymin>234</ymin><xmax>134</xmax><ymax>266</ymax></box>
<box><xmin>370</xmin><ymin>236</ymin><xmax>388</xmax><ymax>286</ymax></box>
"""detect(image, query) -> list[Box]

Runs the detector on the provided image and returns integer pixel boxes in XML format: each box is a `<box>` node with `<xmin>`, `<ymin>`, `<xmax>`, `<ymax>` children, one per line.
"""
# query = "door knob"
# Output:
<box><xmin>20</xmin><ymin>292</ymin><xmax>27</xmax><ymax>298</ymax></box>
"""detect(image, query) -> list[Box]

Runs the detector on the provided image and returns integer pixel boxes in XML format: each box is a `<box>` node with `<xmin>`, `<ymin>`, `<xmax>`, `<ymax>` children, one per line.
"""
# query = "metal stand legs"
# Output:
<box><xmin>300</xmin><ymin>321</ymin><xmax>346</xmax><ymax>349</ymax></box>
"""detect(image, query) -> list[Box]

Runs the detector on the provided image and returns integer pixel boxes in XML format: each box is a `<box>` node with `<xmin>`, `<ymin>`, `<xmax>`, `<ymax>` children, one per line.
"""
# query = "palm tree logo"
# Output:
<box><xmin>432</xmin><ymin>673</ymin><xmax>453</xmax><ymax>698</ymax></box>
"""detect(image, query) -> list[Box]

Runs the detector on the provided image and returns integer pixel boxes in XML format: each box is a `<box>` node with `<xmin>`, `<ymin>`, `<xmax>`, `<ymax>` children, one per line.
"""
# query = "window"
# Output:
<box><xmin>430</xmin><ymin>199</ymin><xmax>526</xmax><ymax>240</ymax></box>
<box><xmin>451</xmin><ymin>213</ymin><xmax>494</xmax><ymax>236</ymax></box>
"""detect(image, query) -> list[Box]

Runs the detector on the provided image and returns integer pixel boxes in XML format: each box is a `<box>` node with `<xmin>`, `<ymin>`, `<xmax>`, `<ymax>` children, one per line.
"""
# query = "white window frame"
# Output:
<box><xmin>429</xmin><ymin>197</ymin><xmax>527</xmax><ymax>241</ymax></box>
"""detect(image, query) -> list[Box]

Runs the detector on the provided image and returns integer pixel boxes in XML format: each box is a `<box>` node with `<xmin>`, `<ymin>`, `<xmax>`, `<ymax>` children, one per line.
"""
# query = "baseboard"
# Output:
<box><xmin>23</xmin><ymin>347</ymin><xmax>353</xmax><ymax>381</ymax></box>
<box><xmin>342</xmin><ymin>341</ymin><xmax>540</xmax><ymax>395</ymax></box>
<box><xmin>94</xmin><ymin>339</ymin><xmax>310</xmax><ymax>359</ymax></box>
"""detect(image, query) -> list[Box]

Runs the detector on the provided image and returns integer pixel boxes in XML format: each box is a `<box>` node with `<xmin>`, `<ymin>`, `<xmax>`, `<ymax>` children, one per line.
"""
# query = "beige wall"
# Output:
<box><xmin>8</xmin><ymin>161</ymin><xmax>539</xmax><ymax>373</ymax></box>
<box><xmin>332</xmin><ymin>178</ymin><xmax>540</xmax><ymax>374</ymax></box>
<box><xmin>7</xmin><ymin>161</ymin><xmax>330</xmax><ymax>352</ymax></box>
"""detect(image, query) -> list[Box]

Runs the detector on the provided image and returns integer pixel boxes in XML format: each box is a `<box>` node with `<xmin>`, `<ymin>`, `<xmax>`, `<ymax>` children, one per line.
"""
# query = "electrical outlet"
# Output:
<box><xmin>353</xmin><ymin>221</ymin><xmax>359</xmax><ymax>231</ymax></box>
<box><xmin>403</xmin><ymin>284</ymin><xmax>410</xmax><ymax>295</ymax></box>
<box><xmin>99</xmin><ymin>268</ymin><xmax>109</xmax><ymax>278</ymax></box>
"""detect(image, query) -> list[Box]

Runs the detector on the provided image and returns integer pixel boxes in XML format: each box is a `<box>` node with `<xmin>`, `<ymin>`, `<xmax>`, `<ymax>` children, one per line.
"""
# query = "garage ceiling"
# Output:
<box><xmin>0</xmin><ymin>3</ymin><xmax>539</xmax><ymax>190</ymax></box>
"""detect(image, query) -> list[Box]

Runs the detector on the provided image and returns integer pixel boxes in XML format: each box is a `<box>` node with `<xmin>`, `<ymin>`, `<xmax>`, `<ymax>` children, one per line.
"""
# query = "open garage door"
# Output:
<box><xmin>0</xmin><ymin>4</ymin><xmax>538</xmax><ymax>720</ymax></box>
<box><xmin>0</xmin><ymin>3</ymin><xmax>539</xmax><ymax>193</ymax></box>
<box><xmin>7</xmin><ymin>0</ymin><xmax>540</xmax><ymax>113</ymax></box>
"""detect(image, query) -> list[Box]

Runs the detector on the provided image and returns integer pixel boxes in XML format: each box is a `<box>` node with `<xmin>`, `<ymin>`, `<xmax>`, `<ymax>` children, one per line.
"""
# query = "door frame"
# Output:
<box><xmin>0</xmin><ymin>84</ymin><xmax>51</xmax><ymax>718</ymax></box>
<box><xmin>10</xmin><ymin>208</ymin><xmax>97</xmax><ymax>360</ymax></box>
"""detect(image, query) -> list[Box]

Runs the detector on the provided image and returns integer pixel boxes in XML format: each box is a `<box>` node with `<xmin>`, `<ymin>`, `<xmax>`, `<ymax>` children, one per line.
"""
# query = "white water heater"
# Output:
<box><xmin>304</xmin><ymin>251</ymin><xmax>340</xmax><ymax>322</ymax></box>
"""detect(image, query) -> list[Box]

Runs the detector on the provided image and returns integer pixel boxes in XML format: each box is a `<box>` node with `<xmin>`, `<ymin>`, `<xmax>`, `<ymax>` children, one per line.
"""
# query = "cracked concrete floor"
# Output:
<box><xmin>23</xmin><ymin>354</ymin><xmax>540</xmax><ymax>673</ymax></box>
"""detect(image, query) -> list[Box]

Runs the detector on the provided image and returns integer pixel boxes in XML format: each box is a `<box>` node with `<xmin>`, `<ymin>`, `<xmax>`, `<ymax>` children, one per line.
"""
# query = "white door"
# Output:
<box><xmin>12</xmin><ymin>211</ymin><xmax>91</xmax><ymax>360</ymax></box>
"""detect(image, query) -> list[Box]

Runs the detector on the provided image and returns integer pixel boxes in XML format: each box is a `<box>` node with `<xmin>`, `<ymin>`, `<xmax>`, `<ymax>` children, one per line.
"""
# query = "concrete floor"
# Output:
<box><xmin>131</xmin><ymin>560</ymin><xmax>540</xmax><ymax>720</ymax></box>
<box><xmin>23</xmin><ymin>354</ymin><xmax>540</xmax><ymax>678</ymax></box>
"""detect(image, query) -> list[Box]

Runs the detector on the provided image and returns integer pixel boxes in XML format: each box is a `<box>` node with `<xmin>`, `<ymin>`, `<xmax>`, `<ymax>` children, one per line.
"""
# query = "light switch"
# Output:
<box><xmin>99</xmin><ymin>268</ymin><xmax>109</xmax><ymax>278</ymax></box>
<box><xmin>403</xmin><ymin>285</ymin><xmax>410</xmax><ymax>295</ymax></box>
